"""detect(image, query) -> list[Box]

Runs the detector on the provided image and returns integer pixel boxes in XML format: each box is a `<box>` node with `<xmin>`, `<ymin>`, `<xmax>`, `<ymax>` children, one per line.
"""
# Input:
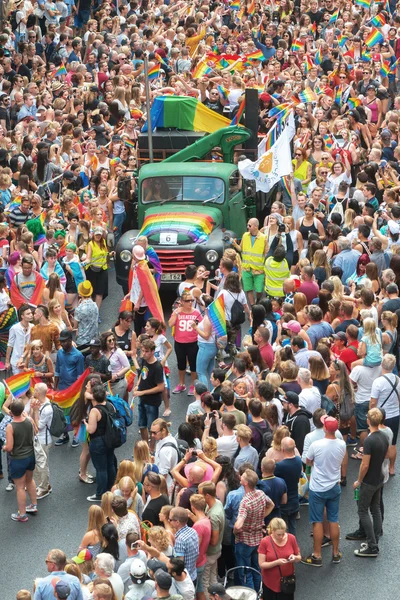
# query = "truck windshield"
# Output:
<box><xmin>142</xmin><ymin>176</ymin><xmax>225</xmax><ymax>204</ymax></box>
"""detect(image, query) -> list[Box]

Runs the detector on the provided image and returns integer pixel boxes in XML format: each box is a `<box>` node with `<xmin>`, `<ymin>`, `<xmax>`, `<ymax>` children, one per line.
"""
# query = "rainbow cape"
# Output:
<box><xmin>142</xmin><ymin>96</ymin><xmax>232</xmax><ymax>134</ymax></box>
<box><xmin>139</xmin><ymin>211</ymin><xmax>213</xmax><ymax>244</ymax></box>
<box><xmin>50</xmin><ymin>368</ymin><xmax>91</xmax><ymax>410</ymax></box>
<box><xmin>10</xmin><ymin>272</ymin><xmax>45</xmax><ymax>310</ymax></box>
<box><xmin>148</xmin><ymin>65</ymin><xmax>161</xmax><ymax>80</ymax></box>
<box><xmin>146</xmin><ymin>246</ymin><xmax>162</xmax><ymax>288</ymax></box>
<box><xmin>5</xmin><ymin>370</ymin><xmax>34</xmax><ymax>397</ymax></box>
<box><xmin>365</xmin><ymin>29</ymin><xmax>384</xmax><ymax>47</ymax></box>
<box><xmin>208</xmin><ymin>295</ymin><xmax>227</xmax><ymax>337</ymax></box>
<box><xmin>134</xmin><ymin>260</ymin><xmax>164</xmax><ymax>324</ymax></box>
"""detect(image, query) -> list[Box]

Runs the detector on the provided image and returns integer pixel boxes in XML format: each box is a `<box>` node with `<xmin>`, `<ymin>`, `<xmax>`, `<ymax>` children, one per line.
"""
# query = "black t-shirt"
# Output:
<box><xmin>363</xmin><ymin>431</ymin><xmax>389</xmax><ymax>486</ymax></box>
<box><xmin>178</xmin><ymin>484</ymin><xmax>198</xmax><ymax>510</ymax></box>
<box><xmin>85</xmin><ymin>354</ymin><xmax>110</xmax><ymax>376</ymax></box>
<box><xmin>138</xmin><ymin>358</ymin><xmax>164</xmax><ymax>406</ymax></box>
<box><xmin>383</xmin><ymin>298</ymin><xmax>400</xmax><ymax>313</ymax></box>
<box><xmin>202</xmin><ymin>98</ymin><xmax>225</xmax><ymax>115</ymax></box>
<box><xmin>142</xmin><ymin>494</ymin><xmax>169</xmax><ymax>526</ymax></box>
<box><xmin>0</xmin><ymin>106</ymin><xmax>10</xmax><ymax>132</ymax></box>
<box><xmin>307</xmin><ymin>9</ymin><xmax>323</xmax><ymax>23</ymax></box>
<box><xmin>334</xmin><ymin>318</ymin><xmax>360</xmax><ymax>334</ymax></box>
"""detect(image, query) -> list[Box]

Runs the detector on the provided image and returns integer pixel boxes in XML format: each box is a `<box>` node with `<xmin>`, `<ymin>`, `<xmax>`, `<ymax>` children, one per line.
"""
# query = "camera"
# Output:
<box><xmin>222</xmin><ymin>234</ymin><xmax>232</xmax><ymax>243</ymax></box>
<box><xmin>278</xmin><ymin>222</ymin><xmax>286</xmax><ymax>233</ymax></box>
<box><xmin>192</xmin><ymin>450</ymin><xmax>197</xmax><ymax>456</ymax></box>
<box><xmin>194</xmin><ymin>319</ymin><xmax>199</xmax><ymax>325</ymax></box>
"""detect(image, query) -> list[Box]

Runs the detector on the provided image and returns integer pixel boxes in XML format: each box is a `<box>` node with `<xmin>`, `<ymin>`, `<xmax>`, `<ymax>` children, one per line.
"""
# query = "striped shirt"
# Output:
<box><xmin>8</xmin><ymin>207</ymin><xmax>32</xmax><ymax>229</ymax></box>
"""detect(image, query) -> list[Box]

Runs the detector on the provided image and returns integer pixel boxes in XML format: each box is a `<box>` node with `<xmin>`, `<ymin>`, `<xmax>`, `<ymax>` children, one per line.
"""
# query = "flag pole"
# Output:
<box><xmin>144</xmin><ymin>53</ymin><xmax>154</xmax><ymax>164</ymax></box>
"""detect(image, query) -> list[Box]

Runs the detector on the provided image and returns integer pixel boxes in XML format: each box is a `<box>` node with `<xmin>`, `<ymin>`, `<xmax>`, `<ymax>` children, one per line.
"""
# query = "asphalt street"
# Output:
<box><xmin>1</xmin><ymin>267</ymin><xmax>399</xmax><ymax>599</ymax></box>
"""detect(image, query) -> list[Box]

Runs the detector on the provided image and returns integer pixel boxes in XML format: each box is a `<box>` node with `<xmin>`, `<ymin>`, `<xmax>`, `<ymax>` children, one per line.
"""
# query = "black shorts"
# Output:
<box><xmin>174</xmin><ymin>340</ymin><xmax>198</xmax><ymax>372</ymax></box>
<box><xmin>384</xmin><ymin>415</ymin><xmax>399</xmax><ymax>445</ymax></box>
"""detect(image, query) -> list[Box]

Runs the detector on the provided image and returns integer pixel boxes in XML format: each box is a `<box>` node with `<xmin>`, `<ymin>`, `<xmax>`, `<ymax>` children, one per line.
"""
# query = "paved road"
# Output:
<box><xmin>1</xmin><ymin>268</ymin><xmax>398</xmax><ymax>599</ymax></box>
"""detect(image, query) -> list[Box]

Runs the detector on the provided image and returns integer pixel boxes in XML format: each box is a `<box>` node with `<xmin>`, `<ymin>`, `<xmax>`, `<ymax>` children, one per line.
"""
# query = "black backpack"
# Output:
<box><xmin>163</xmin><ymin>439</ymin><xmax>189</xmax><ymax>463</ymax></box>
<box><xmin>101</xmin><ymin>402</ymin><xmax>127</xmax><ymax>449</ymax></box>
<box><xmin>257</xmin><ymin>430</ymin><xmax>274</xmax><ymax>472</ymax></box>
<box><xmin>229</xmin><ymin>292</ymin><xmax>245</xmax><ymax>327</ymax></box>
<box><xmin>40</xmin><ymin>401</ymin><xmax>67</xmax><ymax>439</ymax></box>
<box><xmin>10</xmin><ymin>10</ymin><xmax>19</xmax><ymax>31</ymax></box>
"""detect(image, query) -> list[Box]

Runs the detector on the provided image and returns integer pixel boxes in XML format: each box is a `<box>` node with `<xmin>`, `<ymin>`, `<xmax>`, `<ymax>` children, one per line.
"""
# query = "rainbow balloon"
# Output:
<box><xmin>5</xmin><ymin>370</ymin><xmax>34</xmax><ymax>398</ymax></box>
<box><xmin>208</xmin><ymin>295</ymin><xmax>227</xmax><ymax>337</ymax></box>
<box><xmin>140</xmin><ymin>212</ymin><xmax>214</xmax><ymax>243</ymax></box>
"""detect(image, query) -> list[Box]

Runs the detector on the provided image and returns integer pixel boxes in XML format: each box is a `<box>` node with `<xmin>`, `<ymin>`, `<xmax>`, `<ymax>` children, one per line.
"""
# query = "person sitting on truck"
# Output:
<box><xmin>144</xmin><ymin>178</ymin><xmax>171</xmax><ymax>203</ymax></box>
<box><xmin>233</xmin><ymin>218</ymin><xmax>266</xmax><ymax>306</ymax></box>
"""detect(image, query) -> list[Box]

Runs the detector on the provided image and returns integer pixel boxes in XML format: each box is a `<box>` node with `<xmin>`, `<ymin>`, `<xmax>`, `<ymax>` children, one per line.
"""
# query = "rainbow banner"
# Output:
<box><xmin>365</xmin><ymin>28</ymin><xmax>384</xmax><ymax>47</ymax></box>
<box><xmin>50</xmin><ymin>368</ymin><xmax>91</xmax><ymax>410</ymax></box>
<box><xmin>148</xmin><ymin>65</ymin><xmax>160</xmax><ymax>80</ymax></box>
<box><xmin>370</xmin><ymin>14</ymin><xmax>386</xmax><ymax>27</ymax></box>
<box><xmin>208</xmin><ymin>295</ymin><xmax>227</xmax><ymax>337</ymax></box>
<box><xmin>231</xmin><ymin>98</ymin><xmax>245</xmax><ymax>126</ymax></box>
<box><xmin>5</xmin><ymin>370</ymin><xmax>34</xmax><ymax>398</ymax></box>
<box><xmin>139</xmin><ymin>211</ymin><xmax>214</xmax><ymax>244</ymax></box>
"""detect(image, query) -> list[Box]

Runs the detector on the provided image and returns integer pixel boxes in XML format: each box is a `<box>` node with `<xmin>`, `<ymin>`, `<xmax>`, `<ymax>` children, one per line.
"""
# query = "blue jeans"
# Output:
<box><xmin>138</xmin><ymin>400</ymin><xmax>159</xmax><ymax>430</ymax></box>
<box><xmin>234</xmin><ymin>542</ymin><xmax>261</xmax><ymax>591</ymax></box>
<box><xmin>113</xmin><ymin>211</ymin><xmax>126</xmax><ymax>246</ymax></box>
<box><xmin>196</xmin><ymin>341</ymin><xmax>217</xmax><ymax>388</ymax></box>
<box><xmin>89</xmin><ymin>436</ymin><xmax>116</xmax><ymax>498</ymax></box>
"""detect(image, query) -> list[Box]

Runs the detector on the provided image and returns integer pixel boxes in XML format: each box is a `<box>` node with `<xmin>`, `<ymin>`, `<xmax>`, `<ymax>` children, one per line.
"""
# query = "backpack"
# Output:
<box><xmin>328</xmin><ymin>197</ymin><xmax>345</xmax><ymax>223</ymax></box>
<box><xmin>101</xmin><ymin>402</ymin><xmax>127</xmax><ymax>449</ymax></box>
<box><xmin>228</xmin><ymin>292</ymin><xmax>245</xmax><ymax>327</ymax></box>
<box><xmin>257</xmin><ymin>430</ymin><xmax>274</xmax><ymax>472</ymax></box>
<box><xmin>162</xmin><ymin>439</ymin><xmax>189</xmax><ymax>463</ymax></box>
<box><xmin>40</xmin><ymin>401</ymin><xmax>67</xmax><ymax>439</ymax></box>
<box><xmin>10</xmin><ymin>10</ymin><xmax>19</xmax><ymax>31</ymax></box>
<box><xmin>321</xmin><ymin>394</ymin><xmax>337</xmax><ymax>418</ymax></box>
<box><xmin>106</xmin><ymin>393</ymin><xmax>133</xmax><ymax>427</ymax></box>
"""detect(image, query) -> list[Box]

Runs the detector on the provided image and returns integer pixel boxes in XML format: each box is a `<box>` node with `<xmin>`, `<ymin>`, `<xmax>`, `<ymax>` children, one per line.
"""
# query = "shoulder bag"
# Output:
<box><xmin>269</xmin><ymin>537</ymin><xmax>296</xmax><ymax>594</ymax></box>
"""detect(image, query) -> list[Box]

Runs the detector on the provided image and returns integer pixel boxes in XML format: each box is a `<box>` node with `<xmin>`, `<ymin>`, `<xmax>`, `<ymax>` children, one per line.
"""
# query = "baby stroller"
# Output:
<box><xmin>224</xmin><ymin>566</ymin><xmax>262</xmax><ymax>600</ymax></box>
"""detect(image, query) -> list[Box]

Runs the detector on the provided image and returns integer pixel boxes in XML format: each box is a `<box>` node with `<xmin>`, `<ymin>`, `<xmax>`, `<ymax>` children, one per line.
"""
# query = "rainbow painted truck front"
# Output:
<box><xmin>115</xmin><ymin>126</ymin><xmax>255</xmax><ymax>291</ymax></box>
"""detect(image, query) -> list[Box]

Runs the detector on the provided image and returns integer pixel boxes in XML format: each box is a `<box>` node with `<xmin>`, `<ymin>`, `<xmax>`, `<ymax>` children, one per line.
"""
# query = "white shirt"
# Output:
<box><xmin>299</xmin><ymin>387</ymin><xmax>321</xmax><ymax>429</ymax></box>
<box><xmin>186</xmin><ymin>399</ymin><xmax>204</xmax><ymax>417</ymax></box>
<box><xmin>371</xmin><ymin>374</ymin><xmax>400</xmax><ymax>419</ymax></box>
<box><xmin>37</xmin><ymin>400</ymin><xmax>53</xmax><ymax>445</ymax></box>
<box><xmin>171</xmin><ymin>572</ymin><xmax>196</xmax><ymax>600</ymax></box>
<box><xmin>216</xmin><ymin>289</ymin><xmax>247</xmax><ymax>321</ymax></box>
<box><xmin>8</xmin><ymin>322</ymin><xmax>33</xmax><ymax>366</ymax></box>
<box><xmin>216</xmin><ymin>433</ymin><xmax>238</xmax><ymax>459</ymax></box>
<box><xmin>109</xmin><ymin>572</ymin><xmax>124</xmax><ymax>600</ymax></box>
<box><xmin>350</xmin><ymin>365</ymin><xmax>382</xmax><ymax>404</ymax></box>
<box><xmin>155</xmin><ymin>435</ymin><xmax>179</xmax><ymax>488</ymax></box>
<box><xmin>307</xmin><ymin>437</ymin><xmax>346</xmax><ymax>492</ymax></box>
<box><xmin>302</xmin><ymin>427</ymin><xmax>343</xmax><ymax>463</ymax></box>
<box><xmin>125</xmin><ymin>580</ymin><xmax>155</xmax><ymax>600</ymax></box>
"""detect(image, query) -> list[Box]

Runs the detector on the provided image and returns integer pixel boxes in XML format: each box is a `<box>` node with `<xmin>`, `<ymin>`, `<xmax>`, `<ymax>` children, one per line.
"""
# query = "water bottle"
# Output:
<box><xmin>354</xmin><ymin>487</ymin><xmax>360</xmax><ymax>501</ymax></box>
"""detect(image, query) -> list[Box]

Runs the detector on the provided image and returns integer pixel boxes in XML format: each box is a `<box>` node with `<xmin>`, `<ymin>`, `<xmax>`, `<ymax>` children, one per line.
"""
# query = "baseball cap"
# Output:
<box><xmin>282</xmin><ymin>320</ymin><xmax>301</xmax><ymax>334</ymax></box>
<box><xmin>60</xmin><ymin>329</ymin><xmax>73</xmax><ymax>341</ymax></box>
<box><xmin>388</xmin><ymin>220</ymin><xmax>400</xmax><ymax>235</ymax></box>
<box><xmin>71</xmin><ymin>549</ymin><xmax>92</xmax><ymax>564</ymax></box>
<box><xmin>93</xmin><ymin>226</ymin><xmax>104</xmax><ymax>236</ymax></box>
<box><xmin>194</xmin><ymin>380</ymin><xmax>208</xmax><ymax>395</ymax></box>
<box><xmin>63</xmin><ymin>170</ymin><xmax>75</xmax><ymax>181</ymax></box>
<box><xmin>209</xmin><ymin>584</ymin><xmax>228</xmax><ymax>596</ymax></box>
<box><xmin>321</xmin><ymin>414</ymin><xmax>339</xmax><ymax>432</ymax></box>
<box><xmin>147</xmin><ymin>558</ymin><xmax>168</xmax><ymax>574</ymax></box>
<box><xmin>381</xmin><ymin>128</ymin><xmax>391</xmax><ymax>139</ymax></box>
<box><xmin>154</xmin><ymin>569</ymin><xmax>172</xmax><ymax>590</ymax></box>
<box><xmin>130</xmin><ymin>558</ymin><xmax>147</xmax><ymax>583</ymax></box>
<box><xmin>90</xmin><ymin>337</ymin><xmax>101</xmax><ymax>346</ymax></box>
<box><xmin>54</xmin><ymin>581</ymin><xmax>71</xmax><ymax>599</ymax></box>
<box><xmin>332</xmin><ymin>331</ymin><xmax>346</xmax><ymax>341</ymax></box>
<box><xmin>283</xmin><ymin>391</ymin><xmax>299</xmax><ymax>406</ymax></box>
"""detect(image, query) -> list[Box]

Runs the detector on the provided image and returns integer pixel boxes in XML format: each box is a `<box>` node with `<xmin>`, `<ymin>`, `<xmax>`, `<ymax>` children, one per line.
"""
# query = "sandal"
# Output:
<box><xmin>350</xmin><ymin>452</ymin><xmax>363</xmax><ymax>460</ymax></box>
<box><xmin>162</xmin><ymin>409</ymin><xmax>171</xmax><ymax>417</ymax></box>
<box><xmin>79</xmin><ymin>475</ymin><xmax>94</xmax><ymax>484</ymax></box>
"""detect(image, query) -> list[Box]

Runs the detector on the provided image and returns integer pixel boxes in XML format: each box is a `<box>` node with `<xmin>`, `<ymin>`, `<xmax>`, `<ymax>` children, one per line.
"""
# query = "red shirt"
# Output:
<box><xmin>339</xmin><ymin>341</ymin><xmax>359</xmax><ymax>372</ymax></box>
<box><xmin>174</xmin><ymin>310</ymin><xmax>202</xmax><ymax>343</ymax></box>
<box><xmin>298</xmin><ymin>280</ymin><xmax>320</xmax><ymax>304</ymax></box>
<box><xmin>259</xmin><ymin>534</ymin><xmax>300</xmax><ymax>593</ymax></box>
<box><xmin>193</xmin><ymin>517</ymin><xmax>212</xmax><ymax>567</ymax></box>
<box><xmin>259</xmin><ymin>342</ymin><xmax>274</xmax><ymax>369</ymax></box>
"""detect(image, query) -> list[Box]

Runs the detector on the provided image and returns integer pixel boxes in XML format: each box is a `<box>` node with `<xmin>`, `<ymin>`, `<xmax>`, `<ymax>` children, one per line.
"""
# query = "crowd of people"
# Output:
<box><xmin>2</xmin><ymin>0</ymin><xmax>400</xmax><ymax>598</ymax></box>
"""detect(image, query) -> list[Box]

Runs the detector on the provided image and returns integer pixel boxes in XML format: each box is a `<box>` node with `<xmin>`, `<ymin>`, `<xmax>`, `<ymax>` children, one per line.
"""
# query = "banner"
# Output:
<box><xmin>239</xmin><ymin>112</ymin><xmax>295</xmax><ymax>193</ymax></box>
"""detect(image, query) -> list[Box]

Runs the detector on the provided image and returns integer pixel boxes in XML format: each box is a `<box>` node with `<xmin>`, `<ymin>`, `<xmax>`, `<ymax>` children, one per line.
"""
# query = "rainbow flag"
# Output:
<box><xmin>125</xmin><ymin>369</ymin><xmax>136</xmax><ymax>392</ymax></box>
<box><xmin>230</xmin><ymin>0</ymin><xmax>240</xmax><ymax>9</ymax></box>
<box><xmin>231</xmin><ymin>98</ymin><xmax>245</xmax><ymax>126</ymax></box>
<box><xmin>7</xmin><ymin>195</ymin><xmax>22</xmax><ymax>212</ymax></box>
<box><xmin>247</xmin><ymin>0</ymin><xmax>255</xmax><ymax>15</ymax></box>
<box><xmin>192</xmin><ymin>60</ymin><xmax>212</xmax><ymax>79</ymax></box>
<box><xmin>110</xmin><ymin>157</ymin><xmax>121</xmax><ymax>166</ymax></box>
<box><xmin>356</xmin><ymin>0</ymin><xmax>371</xmax><ymax>6</ymax></box>
<box><xmin>281</xmin><ymin>176</ymin><xmax>292</xmax><ymax>199</ymax></box>
<box><xmin>135</xmin><ymin>260</ymin><xmax>164</xmax><ymax>324</ymax></box>
<box><xmin>148</xmin><ymin>65</ymin><xmax>160</xmax><ymax>80</ymax></box>
<box><xmin>323</xmin><ymin>134</ymin><xmax>335</xmax><ymax>150</ymax></box>
<box><xmin>328</xmin><ymin>10</ymin><xmax>338</xmax><ymax>25</ymax></box>
<box><xmin>298</xmin><ymin>88</ymin><xmax>318</xmax><ymax>103</ymax></box>
<box><xmin>10</xmin><ymin>272</ymin><xmax>45</xmax><ymax>310</ymax></box>
<box><xmin>154</xmin><ymin>52</ymin><xmax>168</xmax><ymax>68</ymax></box>
<box><xmin>334</xmin><ymin>87</ymin><xmax>342</xmax><ymax>106</ymax></box>
<box><xmin>370</xmin><ymin>14</ymin><xmax>386</xmax><ymax>27</ymax></box>
<box><xmin>337</xmin><ymin>33</ymin><xmax>349</xmax><ymax>47</ymax></box>
<box><xmin>380</xmin><ymin>61</ymin><xmax>391</xmax><ymax>77</ymax></box>
<box><xmin>361</xmin><ymin>49</ymin><xmax>372</xmax><ymax>61</ymax></box>
<box><xmin>291</xmin><ymin>40</ymin><xmax>303</xmax><ymax>52</ymax></box>
<box><xmin>344</xmin><ymin>47</ymin><xmax>355</xmax><ymax>59</ymax></box>
<box><xmin>237</xmin><ymin>6</ymin><xmax>245</xmax><ymax>20</ymax></box>
<box><xmin>5</xmin><ymin>370</ymin><xmax>34</xmax><ymax>398</ymax></box>
<box><xmin>246</xmin><ymin>50</ymin><xmax>264</xmax><ymax>61</ymax></box>
<box><xmin>50</xmin><ymin>368</ymin><xmax>91</xmax><ymax>410</ymax></box>
<box><xmin>140</xmin><ymin>211</ymin><xmax>214</xmax><ymax>244</ymax></box>
<box><xmin>269</xmin><ymin>102</ymin><xmax>292</xmax><ymax>117</ymax></box>
<box><xmin>304</xmin><ymin>55</ymin><xmax>314</xmax><ymax>73</ymax></box>
<box><xmin>124</xmin><ymin>139</ymin><xmax>136</xmax><ymax>148</ymax></box>
<box><xmin>130</xmin><ymin>108</ymin><xmax>144</xmax><ymax>120</ymax></box>
<box><xmin>208</xmin><ymin>295</ymin><xmax>227</xmax><ymax>337</ymax></box>
<box><xmin>314</xmin><ymin>47</ymin><xmax>323</xmax><ymax>65</ymax></box>
<box><xmin>365</xmin><ymin>28</ymin><xmax>384</xmax><ymax>47</ymax></box>
<box><xmin>217</xmin><ymin>85</ymin><xmax>229</xmax><ymax>100</ymax></box>
<box><xmin>310</xmin><ymin>22</ymin><xmax>317</xmax><ymax>35</ymax></box>
<box><xmin>52</xmin><ymin>65</ymin><xmax>67</xmax><ymax>78</ymax></box>
<box><xmin>347</xmin><ymin>97</ymin><xmax>361</xmax><ymax>109</ymax></box>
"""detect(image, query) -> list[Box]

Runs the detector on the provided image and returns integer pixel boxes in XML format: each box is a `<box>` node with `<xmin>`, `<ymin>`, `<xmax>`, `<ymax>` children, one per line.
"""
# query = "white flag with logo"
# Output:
<box><xmin>239</xmin><ymin>112</ymin><xmax>295</xmax><ymax>193</ymax></box>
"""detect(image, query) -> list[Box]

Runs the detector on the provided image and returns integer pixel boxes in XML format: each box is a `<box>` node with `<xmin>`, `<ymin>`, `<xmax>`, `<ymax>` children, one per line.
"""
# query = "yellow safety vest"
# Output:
<box><xmin>241</xmin><ymin>232</ymin><xmax>265</xmax><ymax>273</ymax></box>
<box><xmin>87</xmin><ymin>241</ymin><xmax>108</xmax><ymax>271</ymax></box>
<box><xmin>264</xmin><ymin>256</ymin><xmax>290</xmax><ymax>297</ymax></box>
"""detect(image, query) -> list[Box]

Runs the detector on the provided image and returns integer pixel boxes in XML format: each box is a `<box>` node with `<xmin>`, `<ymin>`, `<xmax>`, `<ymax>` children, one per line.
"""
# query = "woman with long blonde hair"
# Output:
<box><xmin>312</xmin><ymin>248</ymin><xmax>331</xmax><ymax>286</ymax></box>
<box><xmin>78</xmin><ymin>505</ymin><xmax>106</xmax><ymax>558</ymax></box>
<box><xmin>293</xmin><ymin>292</ymin><xmax>308</xmax><ymax>326</ymax></box>
<box><xmin>111</xmin><ymin>459</ymin><xmax>144</xmax><ymax>498</ymax></box>
<box><xmin>132</xmin><ymin>440</ymin><xmax>158</xmax><ymax>483</ymax></box>
<box><xmin>114</xmin><ymin>475</ymin><xmax>144</xmax><ymax>519</ymax></box>
<box><xmin>101</xmin><ymin>491</ymin><xmax>114</xmax><ymax>521</ymax></box>
<box><xmin>352</xmin><ymin>317</ymin><xmax>383</xmax><ymax>369</ymax></box>
<box><xmin>329</xmin><ymin>276</ymin><xmax>344</xmax><ymax>301</ymax></box>
<box><xmin>381</xmin><ymin>311</ymin><xmax>398</xmax><ymax>355</ymax></box>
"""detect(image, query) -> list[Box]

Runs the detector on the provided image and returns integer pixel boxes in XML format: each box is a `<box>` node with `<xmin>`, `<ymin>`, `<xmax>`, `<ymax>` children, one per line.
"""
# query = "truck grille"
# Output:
<box><xmin>157</xmin><ymin>249</ymin><xmax>195</xmax><ymax>273</ymax></box>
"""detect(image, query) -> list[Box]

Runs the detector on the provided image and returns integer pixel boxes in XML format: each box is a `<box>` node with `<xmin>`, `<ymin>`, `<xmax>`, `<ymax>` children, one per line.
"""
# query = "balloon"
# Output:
<box><xmin>0</xmin><ymin>381</ymin><xmax>6</xmax><ymax>409</ymax></box>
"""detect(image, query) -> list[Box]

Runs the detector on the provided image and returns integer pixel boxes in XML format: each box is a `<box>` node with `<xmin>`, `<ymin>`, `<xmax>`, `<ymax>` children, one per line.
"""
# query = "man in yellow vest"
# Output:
<box><xmin>234</xmin><ymin>218</ymin><xmax>266</xmax><ymax>306</ymax></box>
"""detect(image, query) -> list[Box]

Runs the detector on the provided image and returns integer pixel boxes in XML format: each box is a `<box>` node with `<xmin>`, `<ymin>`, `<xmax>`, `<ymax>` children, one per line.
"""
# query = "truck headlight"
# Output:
<box><xmin>120</xmin><ymin>250</ymin><xmax>132</xmax><ymax>263</ymax></box>
<box><xmin>206</xmin><ymin>250</ymin><xmax>219</xmax><ymax>263</ymax></box>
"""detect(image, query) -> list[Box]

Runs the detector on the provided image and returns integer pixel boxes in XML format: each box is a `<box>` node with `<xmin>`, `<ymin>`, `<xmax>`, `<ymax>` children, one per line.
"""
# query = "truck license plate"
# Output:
<box><xmin>161</xmin><ymin>273</ymin><xmax>182</xmax><ymax>281</ymax></box>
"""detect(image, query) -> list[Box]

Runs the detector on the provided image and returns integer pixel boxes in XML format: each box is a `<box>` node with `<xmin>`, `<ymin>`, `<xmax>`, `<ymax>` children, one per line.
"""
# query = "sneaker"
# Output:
<box><xmin>299</xmin><ymin>497</ymin><xmax>309</xmax><ymax>506</ymax></box>
<box><xmin>346</xmin><ymin>530</ymin><xmax>367</xmax><ymax>541</ymax></box>
<box><xmin>26</xmin><ymin>504</ymin><xmax>38</xmax><ymax>514</ymax></box>
<box><xmin>172</xmin><ymin>384</ymin><xmax>186</xmax><ymax>394</ymax></box>
<box><xmin>6</xmin><ymin>482</ymin><xmax>15</xmax><ymax>491</ymax></box>
<box><xmin>354</xmin><ymin>543</ymin><xmax>379</xmax><ymax>558</ymax></box>
<box><xmin>346</xmin><ymin>436</ymin><xmax>358</xmax><ymax>446</ymax></box>
<box><xmin>321</xmin><ymin>536</ymin><xmax>332</xmax><ymax>548</ymax></box>
<box><xmin>87</xmin><ymin>494</ymin><xmax>102</xmax><ymax>502</ymax></box>
<box><xmin>36</xmin><ymin>489</ymin><xmax>50</xmax><ymax>499</ymax></box>
<box><xmin>301</xmin><ymin>554</ymin><xmax>322</xmax><ymax>567</ymax></box>
<box><xmin>332</xmin><ymin>552</ymin><xmax>342</xmax><ymax>564</ymax></box>
<box><xmin>71</xmin><ymin>438</ymin><xmax>80</xmax><ymax>449</ymax></box>
<box><xmin>55</xmin><ymin>434</ymin><xmax>69</xmax><ymax>446</ymax></box>
<box><xmin>188</xmin><ymin>385</ymin><xmax>195</xmax><ymax>396</ymax></box>
<box><xmin>186</xmin><ymin>366</ymin><xmax>191</xmax><ymax>375</ymax></box>
<box><xmin>11</xmin><ymin>512</ymin><xmax>28</xmax><ymax>522</ymax></box>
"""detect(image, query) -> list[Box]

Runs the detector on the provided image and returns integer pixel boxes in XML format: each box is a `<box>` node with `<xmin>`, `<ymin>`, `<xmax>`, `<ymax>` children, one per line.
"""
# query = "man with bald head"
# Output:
<box><xmin>234</xmin><ymin>217</ymin><xmax>266</xmax><ymax>305</ymax></box>
<box><xmin>274</xmin><ymin>437</ymin><xmax>303</xmax><ymax>535</ymax></box>
<box><xmin>171</xmin><ymin>459</ymin><xmax>206</xmax><ymax>510</ymax></box>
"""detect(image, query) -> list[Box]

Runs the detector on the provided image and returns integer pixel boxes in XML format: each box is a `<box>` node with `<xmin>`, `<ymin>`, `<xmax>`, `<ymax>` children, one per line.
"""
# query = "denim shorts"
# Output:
<box><xmin>196</xmin><ymin>564</ymin><xmax>205</xmax><ymax>593</ymax></box>
<box><xmin>309</xmin><ymin>483</ymin><xmax>341</xmax><ymax>523</ymax></box>
<box><xmin>138</xmin><ymin>399</ymin><xmax>159</xmax><ymax>429</ymax></box>
<box><xmin>10</xmin><ymin>454</ymin><xmax>35</xmax><ymax>480</ymax></box>
<box><xmin>355</xmin><ymin>401</ymin><xmax>369</xmax><ymax>431</ymax></box>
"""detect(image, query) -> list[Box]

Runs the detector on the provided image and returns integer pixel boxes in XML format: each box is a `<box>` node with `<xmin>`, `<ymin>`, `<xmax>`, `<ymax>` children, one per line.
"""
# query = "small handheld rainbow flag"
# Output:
<box><xmin>247</xmin><ymin>0</ymin><xmax>255</xmax><ymax>16</ymax></box>
<box><xmin>217</xmin><ymin>85</ymin><xmax>229</xmax><ymax>100</ymax></box>
<box><xmin>380</xmin><ymin>61</ymin><xmax>391</xmax><ymax>77</ymax></box>
<box><xmin>231</xmin><ymin>98</ymin><xmax>245</xmax><ymax>125</ymax></box>
<box><xmin>230</xmin><ymin>0</ymin><xmax>240</xmax><ymax>9</ymax></box>
<box><xmin>50</xmin><ymin>368</ymin><xmax>90</xmax><ymax>410</ymax></box>
<box><xmin>246</xmin><ymin>50</ymin><xmax>264</xmax><ymax>61</ymax></box>
<box><xmin>314</xmin><ymin>47</ymin><xmax>323</xmax><ymax>65</ymax></box>
<box><xmin>304</xmin><ymin>55</ymin><xmax>314</xmax><ymax>73</ymax></box>
<box><xmin>344</xmin><ymin>47</ymin><xmax>355</xmax><ymax>59</ymax></box>
<box><xmin>337</xmin><ymin>33</ymin><xmax>349</xmax><ymax>47</ymax></box>
<box><xmin>5</xmin><ymin>370</ymin><xmax>34</xmax><ymax>398</ymax></box>
<box><xmin>334</xmin><ymin>87</ymin><xmax>342</xmax><ymax>106</ymax></box>
<box><xmin>347</xmin><ymin>97</ymin><xmax>361</xmax><ymax>109</ymax></box>
<box><xmin>131</xmin><ymin>108</ymin><xmax>144</xmax><ymax>120</ymax></box>
<box><xmin>268</xmin><ymin>102</ymin><xmax>292</xmax><ymax>117</ymax></box>
<box><xmin>365</xmin><ymin>28</ymin><xmax>384</xmax><ymax>48</ymax></box>
<box><xmin>291</xmin><ymin>39</ymin><xmax>303</xmax><ymax>52</ymax></box>
<box><xmin>52</xmin><ymin>65</ymin><xmax>67</xmax><ymax>78</ymax></box>
<box><xmin>310</xmin><ymin>22</ymin><xmax>317</xmax><ymax>35</ymax></box>
<box><xmin>356</xmin><ymin>0</ymin><xmax>371</xmax><ymax>7</ymax></box>
<box><xmin>370</xmin><ymin>14</ymin><xmax>386</xmax><ymax>27</ymax></box>
<box><xmin>192</xmin><ymin>60</ymin><xmax>212</xmax><ymax>79</ymax></box>
<box><xmin>328</xmin><ymin>10</ymin><xmax>339</xmax><ymax>25</ymax></box>
<box><xmin>361</xmin><ymin>49</ymin><xmax>372</xmax><ymax>61</ymax></box>
<box><xmin>148</xmin><ymin>64</ymin><xmax>161</xmax><ymax>80</ymax></box>
<box><xmin>125</xmin><ymin>369</ymin><xmax>136</xmax><ymax>393</ymax></box>
<box><xmin>154</xmin><ymin>52</ymin><xmax>168</xmax><ymax>68</ymax></box>
<box><xmin>124</xmin><ymin>139</ymin><xmax>136</xmax><ymax>149</ymax></box>
<box><xmin>110</xmin><ymin>157</ymin><xmax>121</xmax><ymax>166</ymax></box>
<box><xmin>298</xmin><ymin>88</ymin><xmax>318</xmax><ymax>103</ymax></box>
<box><xmin>323</xmin><ymin>134</ymin><xmax>336</xmax><ymax>150</ymax></box>
<box><xmin>208</xmin><ymin>295</ymin><xmax>227</xmax><ymax>337</ymax></box>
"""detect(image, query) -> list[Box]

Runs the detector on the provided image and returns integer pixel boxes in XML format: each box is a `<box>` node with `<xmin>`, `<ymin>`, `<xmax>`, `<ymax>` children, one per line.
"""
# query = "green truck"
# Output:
<box><xmin>115</xmin><ymin>126</ymin><xmax>255</xmax><ymax>291</ymax></box>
